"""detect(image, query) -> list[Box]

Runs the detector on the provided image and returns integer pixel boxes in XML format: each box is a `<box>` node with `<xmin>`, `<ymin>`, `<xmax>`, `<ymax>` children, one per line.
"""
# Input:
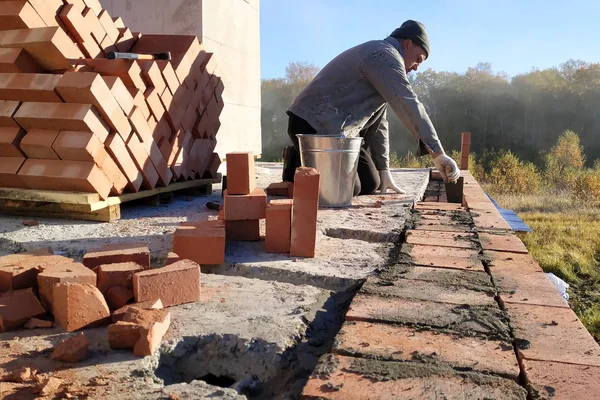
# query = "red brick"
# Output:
<box><xmin>102</xmin><ymin>75</ymin><xmax>134</xmax><ymax>117</ymax></box>
<box><xmin>0</xmin><ymin>127</ymin><xmax>25</xmax><ymax>157</ymax></box>
<box><xmin>0</xmin><ymin>100</ymin><xmax>20</xmax><ymax>128</ymax></box>
<box><xmin>133</xmin><ymin>259</ymin><xmax>201</xmax><ymax>306</ymax></box>
<box><xmin>0</xmin><ymin>72</ymin><xmax>62</xmax><ymax>102</ymax></box>
<box><xmin>19</xmin><ymin>129</ymin><xmax>60</xmax><ymax>159</ymax></box>
<box><xmin>97</xmin><ymin>262</ymin><xmax>143</xmax><ymax>294</ymax></box>
<box><xmin>144</xmin><ymin>86</ymin><xmax>164</xmax><ymax>121</ymax></box>
<box><xmin>105</xmin><ymin>286</ymin><xmax>134</xmax><ymax>310</ymax></box>
<box><xmin>223</xmin><ymin>188</ymin><xmax>266</xmax><ymax>221</ymax></box>
<box><xmin>136</xmin><ymin>131</ymin><xmax>172</xmax><ymax>186</ymax></box>
<box><xmin>0</xmin><ymin>26</ymin><xmax>84</xmax><ymax>71</ymax></box>
<box><xmin>478</xmin><ymin>232</ymin><xmax>529</xmax><ymax>254</ymax></box>
<box><xmin>105</xmin><ymin>132</ymin><xmax>143</xmax><ymax>192</ymax></box>
<box><xmin>109</xmin><ymin>307</ymin><xmax>170</xmax><ymax>356</ymax></box>
<box><xmin>506</xmin><ymin>302</ymin><xmax>600</xmax><ymax>366</ymax></box>
<box><xmin>265</xmin><ymin>199</ymin><xmax>292</xmax><ymax>253</ymax></box>
<box><xmin>156</xmin><ymin>60</ymin><xmax>180</xmax><ymax>94</ymax></box>
<box><xmin>414</xmin><ymin>221</ymin><xmax>472</xmax><ymax>233</ymax></box>
<box><xmin>59</xmin><ymin>3</ymin><xmax>104</xmax><ymax>59</ymax></box>
<box><xmin>85</xmin><ymin>58</ymin><xmax>146</xmax><ymax>91</ymax></box>
<box><xmin>0</xmin><ymin>48</ymin><xmax>42</xmax><ymax>73</ymax></box>
<box><xmin>128</xmin><ymin>105</ymin><xmax>152</xmax><ymax>142</ymax></box>
<box><xmin>107</xmin><ymin>321</ymin><xmax>142</xmax><ymax>349</ymax></box>
<box><xmin>53</xmin><ymin>282</ymin><xmax>110</xmax><ymax>332</ymax></box>
<box><xmin>81</xmin><ymin>6</ymin><xmax>106</xmax><ymax>44</ymax></box>
<box><xmin>335</xmin><ymin>321</ymin><xmax>519</xmax><ymax>378</ymax></box>
<box><xmin>126</xmin><ymin>133</ymin><xmax>160</xmax><ymax>189</ymax></box>
<box><xmin>415</xmin><ymin>202</ymin><xmax>464</xmax><ymax>211</ymax></box>
<box><xmin>302</xmin><ymin>354</ymin><xmax>526</xmax><ymax>400</ymax></box>
<box><xmin>111</xmin><ymin>298</ymin><xmax>163</xmax><ymax>323</ymax></box>
<box><xmin>28</xmin><ymin>0</ymin><xmax>62</xmax><ymax>27</ymax></box>
<box><xmin>471</xmin><ymin>209</ymin><xmax>513</xmax><ymax>231</ymax></box>
<box><xmin>0</xmin><ymin>157</ymin><xmax>26</xmax><ymax>188</ymax></box>
<box><xmin>266</xmin><ymin>182</ymin><xmax>293</xmax><ymax>197</ymax></box>
<box><xmin>147</xmin><ymin>113</ymin><xmax>157</xmax><ymax>133</ymax></box>
<box><xmin>51</xmin><ymin>333</ymin><xmax>89</xmax><ymax>363</ymax></box>
<box><xmin>18</xmin><ymin>159</ymin><xmax>113</xmax><ymax>198</ymax></box>
<box><xmin>0</xmin><ymin>1</ymin><xmax>46</xmax><ymax>30</ymax></box>
<box><xmin>173</xmin><ymin>220</ymin><xmax>225</xmax><ymax>264</ymax></box>
<box><xmin>0</xmin><ymin>248</ymin><xmax>53</xmax><ymax>267</ymax></box>
<box><xmin>205</xmin><ymin>152</ymin><xmax>221</xmax><ymax>178</ymax></box>
<box><xmin>129</xmin><ymin>87</ymin><xmax>150</xmax><ymax>119</ymax></box>
<box><xmin>82</xmin><ymin>243</ymin><xmax>150</xmax><ymax>270</ymax></box>
<box><xmin>225</xmin><ymin>152</ymin><xmax>255</xmax><ymax>195</ymax></box>
<box><xmin>407</xmin><ymin>244</ymin><xmax>483</xmax><ymax>271</ymax></box>
<box><xmin>485</xmin><ymin>250</ymin><xmax>544</xmax><ymax>273</ymax></box>
<box><xmin>114</xmin><ymin>27</ymin><xmax>135</xmax><ymax>53</ymax></box>
<box><xmin>0</xmin><ymin>251</ymin><xmax>53</xmax><ymax>291</ymax></box>
<box><xmin>0</xmin><ymin>288</ymin><xmax>45</xmax><ymax>331</ymax></box>
<box><xmin>24</xmin><ymin>317</ymin><xmax>53</xmax><ymax>329</ymax></box>
<box><xmin>290</xmin><ymin>167</ymin><xmax>320</xmax><ymax>258</ymax></box>
<box><xmin>165</xmin><ymin>252</ymin><xmax>180</xmax><ymax>266</ymax></box>
<box><xmin>138</xmin><ymin>60</ymin><xmax>166</xmax><ymax>93</ymax></box>
<box><xmin>97</xmin><ymin>9</ymin><xmax>119</xmax><ymax>42</ymax></box>
<box><xmin>36</xmin><ymin>260</ymin><xmax>96</xmax><ymax>311</ymax></box>
<box><xmin>14</xmin><ymin>102</ymin><xmax>111</xmax><ymax>142</ymax></box>
<box><xmin>225</xmin><ymin>219</ymin><xmax>260</xmax><ymax>241</ymax></box>
<box><xmin>405</xmin><ymin>230</ymin><xmax>477</xmax><ymax>249</ymax></box>
<box><xmin>52</xmin><ymin>131</ymin><xmax>106</xmax><ymax>163</ymax></box>
<box><xmin>523</xmin><ymin>359</ymin><xmax>600</xmax><ymax>400</ymax></box>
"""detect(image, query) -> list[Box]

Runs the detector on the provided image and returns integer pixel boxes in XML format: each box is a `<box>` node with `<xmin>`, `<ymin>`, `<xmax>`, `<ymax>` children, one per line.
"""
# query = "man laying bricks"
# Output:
<box><xmin>282</xmin><ymin>20</ymin><xmax>461</xmax><ymax>195</ymax></box>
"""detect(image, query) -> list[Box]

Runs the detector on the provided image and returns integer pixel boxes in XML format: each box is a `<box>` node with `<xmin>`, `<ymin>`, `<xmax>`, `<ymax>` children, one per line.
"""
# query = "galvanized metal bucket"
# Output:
<box><xmin>296</xmin><ymin>134</ymin><xmax>363</xmax><ymax>208</ymax></box>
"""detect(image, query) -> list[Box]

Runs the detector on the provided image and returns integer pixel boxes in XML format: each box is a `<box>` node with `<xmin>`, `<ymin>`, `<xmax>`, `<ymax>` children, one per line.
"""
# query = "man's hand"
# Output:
<box><xmin>378</xmin><ymin>170</ymin><xmax>406</xmax><ymax>194</ymax></box>
<box><xmin>433</xmin><ymin>153</ymin><xmax>460</xmax><ymax>183</ymax></box>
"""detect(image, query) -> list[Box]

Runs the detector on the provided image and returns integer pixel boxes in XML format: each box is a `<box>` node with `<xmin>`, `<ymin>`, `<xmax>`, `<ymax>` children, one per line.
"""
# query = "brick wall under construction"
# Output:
<box><xmin>0</xmin><ymin>0</ymin><xmax>227</xmax><ymax>199</ymax></box>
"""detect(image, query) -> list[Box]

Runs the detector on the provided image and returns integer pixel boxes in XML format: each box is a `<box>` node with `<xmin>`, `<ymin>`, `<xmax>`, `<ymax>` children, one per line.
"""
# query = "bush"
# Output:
<box><xmin>573</xmin><ymin>169</ymin><xmax>600</xmax><ymax>202</ymax></box>
<box><xmin>544</xmin><ymin>130</ymin><xmax>586</xmax><ymax>191</ymax></box>
<box><xmin>487</xmin><ymin>150</ymin><xmax>543</xmax><ymax>194</ymax></box>
<box><xmin>389</xmin><ymin>151</ymin><xmax>433</xmax><ymax>168</ymax></box>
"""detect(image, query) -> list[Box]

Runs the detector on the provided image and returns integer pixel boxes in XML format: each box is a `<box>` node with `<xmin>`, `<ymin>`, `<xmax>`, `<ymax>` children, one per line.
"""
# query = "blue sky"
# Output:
<box><xmin>259</xmin><ymin>0</ymin><xmax>600</xmax><ymax>80</ymax></box>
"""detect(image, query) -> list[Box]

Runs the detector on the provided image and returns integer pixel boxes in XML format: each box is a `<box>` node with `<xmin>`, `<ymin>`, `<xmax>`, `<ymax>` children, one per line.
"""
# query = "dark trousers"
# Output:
<box><xmin>283</xmin><ymin>112</ymin><xmax>381</xmax><ymax>196</ymax></box>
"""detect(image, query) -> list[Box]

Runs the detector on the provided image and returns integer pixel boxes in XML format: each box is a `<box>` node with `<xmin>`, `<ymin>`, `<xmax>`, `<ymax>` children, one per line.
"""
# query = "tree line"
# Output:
<box><xmin>261</xmin><ymin>59</ymin><xmax>600</xmax><ymax>166</ymax></box>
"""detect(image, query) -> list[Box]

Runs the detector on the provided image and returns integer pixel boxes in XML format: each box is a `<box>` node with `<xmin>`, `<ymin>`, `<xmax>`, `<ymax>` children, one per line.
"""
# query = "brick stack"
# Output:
<box><xmin>0</xmin><ymin>0</ymin><xmax>222</xmax><ymax>199</ymax></box>
<box><xmin>0</xmin><ymin>242</ymin><xmax>201</xmax><ymax>357</ymax></box>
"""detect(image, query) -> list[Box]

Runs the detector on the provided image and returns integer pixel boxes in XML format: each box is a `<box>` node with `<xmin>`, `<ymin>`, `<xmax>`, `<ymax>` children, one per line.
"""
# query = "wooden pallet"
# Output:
<box><xmin>0</xmin><ymin>175</ymin><xmax>221</xmax><ymax>222</ymax></box>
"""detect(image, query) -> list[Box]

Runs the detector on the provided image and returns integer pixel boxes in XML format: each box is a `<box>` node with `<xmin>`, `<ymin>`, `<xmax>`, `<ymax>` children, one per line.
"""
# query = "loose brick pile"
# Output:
<box><xmin>302</xmin><ymin>171</ymin><xmax>600</xmax><ymax>399</ymax></box>
<box><xmin>0</xmin><ymin>0</ymin><xmax>222</xmax><ymax>199</ymax></box>
<box><xmin>172</xmin><ymin>152</ymin><xmax>321</xmax><ymax>264</ymax></box>
<box><xmin>0</xmin><ymin>242</ymin><xmax>201</xmax><ymax>357</ymax></box>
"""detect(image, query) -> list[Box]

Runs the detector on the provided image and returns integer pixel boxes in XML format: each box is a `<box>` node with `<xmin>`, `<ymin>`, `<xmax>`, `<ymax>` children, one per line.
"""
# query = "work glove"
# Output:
<box><xmin>433</xmin><ymin>153</ymin><xmax>460</xmax><ymax>183</ymax></box>
<box><xmin>378</xmin><ymin>169</ymin><xmax>406</xmax><ymax>194</ymax></box>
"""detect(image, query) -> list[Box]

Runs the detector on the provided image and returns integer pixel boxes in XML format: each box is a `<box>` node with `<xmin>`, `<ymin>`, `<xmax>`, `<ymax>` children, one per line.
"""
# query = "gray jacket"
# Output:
<box><xmin>288</xmin><ymin>36</ymin><xmax>444</xmax><ymax>170</ymax></box>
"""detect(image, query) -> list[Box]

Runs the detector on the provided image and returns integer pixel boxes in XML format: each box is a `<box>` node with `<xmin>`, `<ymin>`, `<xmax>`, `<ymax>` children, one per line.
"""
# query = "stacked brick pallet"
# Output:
<box><xmin>172</xmin><ymin>153</ymin><xmax>321</xmax><ymax>264</ymax></box>
<box><xmin>0</xmin><ymin>0</ymin><xmax>222</xmax><ymax>200</ymax></box>
<box><xmin>302</xmin><ymin>171</ymin><xmax>600</xmax><ymax>399</ymax></box>
<box><xmin>0</xmin><ymin>243</ymin><xmax>199</xmax><ymax>357</ymax></box>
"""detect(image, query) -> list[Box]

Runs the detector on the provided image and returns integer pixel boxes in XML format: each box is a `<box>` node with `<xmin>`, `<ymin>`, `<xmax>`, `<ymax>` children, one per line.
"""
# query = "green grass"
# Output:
<box><xmin>491</xmin><ymin>190</ymin><xmax>600</xmax><ymax>341</ymax></box>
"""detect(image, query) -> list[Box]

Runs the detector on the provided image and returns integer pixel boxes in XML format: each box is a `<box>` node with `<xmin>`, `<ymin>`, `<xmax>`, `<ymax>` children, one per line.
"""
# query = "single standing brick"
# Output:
<box><xmin>172</xmin><ymin>221</ymin><xmax>225</xmax><ymax>265</ymax></box>
<box><xmin>0</xmin><ymin>72</ymin><xmax>62</xmax><ymax>102</ymax></box>
<box><xmin>133</xmin><ymin>259</ymin><xmax>201</xmax><ymax>306</ymax></box>
<box><xmin>335</xmin><ymin>321</ymin><xmax>519</xmax><ymax>378</ymax></box>
<box><xmin>290</xmin><ymin>167</ymin><xmax>320</xmax><ymax>258</ymax></box>
<box><xmin>19</xmin><ymin>129</ymin><xmax>60</xmax><ymax>159</ymax></box>
<box><xmin>0</xmin><ymin>100</ymin><xmax>20</xmax><ymax>128</ymax></box>
<box><xmin>223</xmin><ymin>188</ymin><xmax>267</xmax><ymax>221</ymax></box>
<box><xmin>478</xmin><ymin>232</ymin><xmax>529</xmax><ymax>254</ymax></box>
<box><xmin>105</xmin><ymin>286</ymin><xmax>134</xmax><ymax>310</ymax></box>
<box><xmin>111</xmin><ymin>298</ymin><xmax>163</xmax><ymax>323</ymax></box>
<box><xmin>52</xmin><ymin>131</ymin><xmax>107</xmax><ymax>163</ymax></box>
<box><xmin>14</xmin><ymin>102</ymin><xmax>110</xmax><ymax>142</ymax></box>
<box><xmin>105</xmin><ymin>132</ymin><xmax>144</xmax><ymax>193</ymax></box>
<box><xmin>0</xmin><ymin>26</ymin><xmax>84</xmax><ymax>71</ymax></box>
<box><xmin>0</xmin><ymin>127</ymin><xmax>25</xmax><ymax>156</ymax></box>
<box><xmin>266</xmin><ymin>199</ymin><xmax>292</xmax><ymax>253</ymax></box>
<box><xmin>97</xmin><ymin>262</ymin><xmax>143</xmax><ymax>294</ymax></box>
<box><xmin>0</xmin><ymin>48</ymin><xmax>42</xmax><ymax>73</ymax></box>
<box><xmin>126</xmin><ymin>133</ymin><xmax>160</xmax><ymax>190</ymax></box>
<box><xmin>0</xmin><ymin>1</ymin><xmax>46</xmax><ymax>30</ymax></box>
<box><xmin>51</xmin><ymin>333</ymin><xmax>89</xmax><ymax>363</ymax></box>
<box><xmin>406</xmin><ymin>244</ymin><xmax>483</xmax><ymax>271</ymax></box>
<box><xmin>523</xmin><ymin>359</ymin><xmax>600</xmax><ymax>400</ymax></box>
<box><xmin>0</xmin><ymin>288</ymin><xmax>45</xmax><ymax>331</ymax></box>
<box><xmin>225</xmin><ymin>219</ymin><xmax>260</xmax><ymax>241</ymax></box>
<box><xmin>266</xmin><ymin>182</ymin><xmax>293</xmax><ymax>197</ymax></box>
<box><xmin>37</xmin><ymin>261</ymin><xmax>96</xmax><ymax>311</ymax></box>
<box><xmin>18</xmin><ymin>159</ymin><xmax>113</xmax><ymax>199</ymax></box>
<box><xmin>0</xmin><ymin>156</ymin><xmax>27</xmax><ymax>188</ymax></box>
<box><xmin>102</xmin><ymin>75</ymin><xmax>134</xmax><ymax>116</ymax></box>
<box><xmin>506</xmin><ymin>303</ymin><xmax>600</xmax><ymax>366</ymax></box>
<box><xmin>226</xmin><ymin>152</ymin><xmax>255</xmax><ymax>195</ymax></box>
<box><xmin>53</xmin><ymin>282</ymin><xmax>110</xmax><ymax>332</ymax></box>
<box><xmin>405</xmin><ymin>230</ymin><xmax>478</xmax><ymax>249</ymax></box>
<box><xmin>56</xmin><ymin>72</ymin><xmax>131</xmax><ymax>140</ymax></box>
<box><xmin>82</xmin><ymin>243</ymin><xmax>150</xmax><ymax>270</ymax></box>
<box><xmin>165</xmin><ymin>252</ymin><xmax>180</xmax><ymax>266</ymax></box>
